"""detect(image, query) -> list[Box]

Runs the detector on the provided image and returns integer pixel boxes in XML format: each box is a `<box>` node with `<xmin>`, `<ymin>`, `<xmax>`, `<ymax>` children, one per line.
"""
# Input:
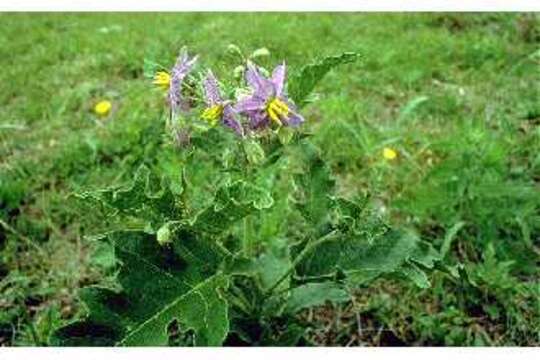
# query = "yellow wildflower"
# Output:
<box><xmin>153</xmin><ymin>71</ymin><xmax>171</xmax><ymax>90</ymax></box>
<box><xmin>201</xmin><ymin>104</ymin><xmax>224</xmax><ymax>127</ymax></box>
<box><xmin>94</xmin><ymin>100</ymin><xmax>112</xmax><ymax>117</ymax></box>
<box><xmin>383</xmin><ymin>147</ymin><xmax>398</xmax><ymax>160</ymax></box>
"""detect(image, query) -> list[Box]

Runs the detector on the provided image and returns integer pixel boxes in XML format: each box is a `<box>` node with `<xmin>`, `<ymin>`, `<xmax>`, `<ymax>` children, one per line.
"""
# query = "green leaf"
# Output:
<box><xmin>410</xmin><ymin>239</ymin><xmax>441</xmax><ymax>270</ymax></box>
<box><xmin>292</xmin><ymin>196</ymin><xmax>439</xmax><ymax>288</ymax></box>
<box><xmin>440</xmin><ymin>221</ymin><xmax>466</xmax><ymax>258</ymax></box>
<box><xmin>296</xmin><ymin>224</ymin><xmax>438</xmax><ymax>287</ymax></box>
<box><xmin>257</xmin><ymin>248</ymin><xmax>291</xmax><ymax>292</ymax></box>
<box><xmin>400</xmin><ymin>262</ymin><xmax>431</xmax><ymax>289</ymax></box>
<box><xmin>76</xmin><ymin>165</ymin><xmax>180</xmax><ymax>230</ymax></box>
<box><xmin>143</xmin><ymin>58</ymin><xmax>166</xmax><ymax>79</ymax></box>
<box><xmin>398</xmin><ymin>95</ymin><xmax>429</xmax><ymax>121</ymax></box>
<box><xmin>189</xmin><ymin>180</ymin><xmax>273</xmax><ymax>235</ymax></box>
<box><xmin>296</xmin><ymin>229</ymin><xmax>416</xmax><ymax>283</ymax></box>
<box><xmin>120</xmin><ymin>274</ymin><xmax>229</xmax><ymax>346</ymax></box>
<box><xmin>284</xmin><ymin>282</ymin><xmax>350</xmax><ymax>314</ymax></box>
<box><xmin>90</xmin><ymin>241</ymin><xmax>116</xmax><ymax>270</ymax></box>
<box><xmin>288</xmin><ymin>52</ymin><xmax>360</xmax><ymax>107</ymax></box>
<box><xmin>330</xmin><ymin>196</ymin><xmax>373</xmax><ymax>235</ymax></box>
<box><xmin>222</xmin><ymin>255</ymin><xmax>258</xmax><ymax>276</ymax></box>
<box><xmin>52</xmin><ymin>230</ymin><xmax>229</xmax><ymax>346</ymax></box>
<box><xmin>243</xmin><ymin>139</ymin><xmax>266</xmax><ymax>165</ymax></box>
<box><xmin>292</xmin><ymin>141</ymin><xmax>335</xmax><ymax>230</ymax></box>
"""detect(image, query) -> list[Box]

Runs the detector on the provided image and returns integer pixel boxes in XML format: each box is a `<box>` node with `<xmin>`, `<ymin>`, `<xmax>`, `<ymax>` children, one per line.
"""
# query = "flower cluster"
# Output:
<box><xmin>153</xmin><ymin>47</ymin><xmax>304</xmax><ymax>138</ymax></box>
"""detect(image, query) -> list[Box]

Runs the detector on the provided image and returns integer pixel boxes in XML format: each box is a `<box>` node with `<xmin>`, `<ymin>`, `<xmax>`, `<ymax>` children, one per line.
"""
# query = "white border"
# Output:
<box><xmin>0</xmin><ymin>347</ymin><xmax>540</xmax><ymax>360</ymax></box>
<box><xmin>0</xmin><ymin>0</ymin><xmax>539</xmax><ymax>11</ymax></box>
<box><xmin>0</xmin><ymin>0</ymin><xmax>538</xmax><ymax>357</ymax></box>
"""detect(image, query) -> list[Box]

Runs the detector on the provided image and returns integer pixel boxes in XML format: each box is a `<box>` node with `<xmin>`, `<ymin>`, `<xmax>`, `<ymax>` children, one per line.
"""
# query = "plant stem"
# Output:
<box><xmin>242</xmin><ymin>152</ymin><xmax>255</xmax><ymax>256</ymax></box>
<box><xmin>243</xmin><ymin>216</ymin><xmax>253</xmax><ymax>256</ymax></box>
<box><xmin>263</xmin><ymin>229</ymin><xmax>338</xmax><ymax>297</ymax></box>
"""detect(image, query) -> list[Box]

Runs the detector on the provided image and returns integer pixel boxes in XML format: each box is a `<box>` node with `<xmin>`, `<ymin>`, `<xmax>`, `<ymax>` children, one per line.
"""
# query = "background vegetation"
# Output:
<box><xmin>0</xmin><ymin>13</ymin><xmax>539</xmax><ymax>346</ymax></box>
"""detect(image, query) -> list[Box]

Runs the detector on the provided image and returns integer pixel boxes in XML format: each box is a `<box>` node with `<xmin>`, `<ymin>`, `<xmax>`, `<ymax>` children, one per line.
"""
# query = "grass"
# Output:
<box><xmin>0</xmin><ymin>13</ymin><xmax>539</xmax><ymax>346</ymax></box>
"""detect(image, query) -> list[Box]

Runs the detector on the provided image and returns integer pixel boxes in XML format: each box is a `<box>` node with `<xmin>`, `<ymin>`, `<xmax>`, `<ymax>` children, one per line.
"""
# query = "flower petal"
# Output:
<box><xmin>285</xmin><ymin>110</ymin><xmax>304</xmax><ymax>127</ymax></box>
<box><xmin>245</xmin><ymin>62</ymin><xmax>273</xmax><ymax>98</ymax></box>
<box><xmin>248</xmin><ymin>110</ymin><xmax>270</xmax><ymax>130</ymax></box>
<box><xmin>203</xmin><ymin>70</ymin><xmax>222</xmax><ymax>106</ymax></box>
<box><xmin>168</xmin><ymin>49</ymin><xmax>198</xmax><ymax>116</ymax></box>
<box><xmin>235</xmin><ymin>96</ymin><xmax>265</xmax><ymax>113</ymax></box>
<box><xmin>271</xmin><ymin>62</ymin><xmax>286</xmax><ymax>97</ymax></box>
<box><xmin>283</xmin><ymin>100</ymin><xmax>304</xmax><ymax>127</ymax></box>
<box><xmin>222</xmin><ymin>105</ymin><xmax>244</xmax><ymax>136</ymax></box>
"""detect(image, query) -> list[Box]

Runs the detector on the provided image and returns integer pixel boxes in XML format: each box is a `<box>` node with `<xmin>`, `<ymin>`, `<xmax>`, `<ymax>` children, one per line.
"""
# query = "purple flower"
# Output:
<box><xmin>201</xmin><ymin>70</ymin><xmax>243</xmax><ymax>136</ymax></box>
<box><xmin>235</xmin><ymin>62</ymin><xmax>304</xmax><ymax>130</ymax></box>
<box><xmin>168</xmin><ymin>48</ymin><xmax>198</xmax><ymax>117</ymax></box>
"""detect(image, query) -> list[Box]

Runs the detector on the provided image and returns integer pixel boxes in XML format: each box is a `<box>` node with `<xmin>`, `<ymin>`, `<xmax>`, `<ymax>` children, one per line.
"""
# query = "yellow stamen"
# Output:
<box><xmin>201</xmin><ymin>104</ymin><xmax>223</xmax><ymax>127</ymax></box>
<box><xmin>383</xmin><ymin>147</ymin><xmax>398</xmax><ymax>160</ymax></box>
<box><xmin>94</xmin><ymin>100</ymin><xmax>112</xmax><ymax>117</ymax></box>
<box><xmin>267</xmin><ymin>107</ymin><xmax>280</xmax><ymax>125</ymax></box>
<box><xmin>153</xmin><ymin>71</ymin><xmax>171</xmax><ymax>90</ymax></box>
<box><xmin>266</xmin><ymin>98</ymin><xmax>289</xmax><ymax>126</ymax></box>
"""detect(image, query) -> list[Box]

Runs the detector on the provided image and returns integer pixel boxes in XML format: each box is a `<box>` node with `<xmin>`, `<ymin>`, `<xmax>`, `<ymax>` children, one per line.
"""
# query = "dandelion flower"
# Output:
<box><xmin>383</xmin><ymin>147</ymin><xmax>398</xmax><ymax>160</ymax></box>
<box><xmin>94</xmin><ymin>100</ymin><xmax>112</xmax><ymax>117</ymax></box>
<box><xmin>152</xmin><ymin>71</ymin><xmax>171</xmax><ymax>90</ymax></box>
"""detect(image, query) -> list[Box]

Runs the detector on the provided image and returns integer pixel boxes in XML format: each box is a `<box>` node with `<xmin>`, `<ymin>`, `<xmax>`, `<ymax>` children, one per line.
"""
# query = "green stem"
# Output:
<box><xmin>242</xmin><ymin>150</ymin><xmax>255</xmax><ymax>256</ymax></box>
<box><xmin>243</xmin><ymin>216</ymin><xmax>253</xmax><ymax>256</ymax></box>
<box><xmin>263</xmin><ymin>229</ymin><xmax>339</xmax><ymax>297</ymax></box>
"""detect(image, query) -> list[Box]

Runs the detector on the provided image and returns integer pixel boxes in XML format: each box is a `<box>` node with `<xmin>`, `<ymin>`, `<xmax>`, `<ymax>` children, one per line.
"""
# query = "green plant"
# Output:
<box><xmin>50</xmin><ymin>48</ymin><xmax>443</xmax><ymax>346</ymax></box>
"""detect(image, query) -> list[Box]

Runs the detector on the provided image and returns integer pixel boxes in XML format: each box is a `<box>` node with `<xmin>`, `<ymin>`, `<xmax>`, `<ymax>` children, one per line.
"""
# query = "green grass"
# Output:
<box><xmin>0</xmin><ymin>13</ymin><xmax>539</xmax><ymax>346</ymax></box>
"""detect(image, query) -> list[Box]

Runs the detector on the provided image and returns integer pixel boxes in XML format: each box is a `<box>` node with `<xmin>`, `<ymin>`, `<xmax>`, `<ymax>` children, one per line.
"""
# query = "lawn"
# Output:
<box><xmin>0</xmin><ymin>13</ymin><xmax>539</xmax><ymax>346</ymax></box>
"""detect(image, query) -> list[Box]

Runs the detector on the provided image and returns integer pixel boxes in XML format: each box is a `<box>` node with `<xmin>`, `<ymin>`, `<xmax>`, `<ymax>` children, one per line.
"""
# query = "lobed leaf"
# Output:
<box><xmin>188</xmin><ymin>180</ymin><xmax>273</xmax><ymax>235</ymax></box>
<box><xmin>284</xmin><ymin>282</ymin><xmax>350</xmax><ymax>315</ymax></box>
<box><xmin>291</xmin><ymin>141</ymin><xmax>335</xmax><ymax>232</ymax></box>
<box><xmin>294</xmin><ymin>198</ymin><xmax>440</xmax><ymax>287</ymax></box>
<box><xmin>52</xmin><ymin>230</ymin><xmax>229</xmax><ymax>346</ymax></box>
<box><xmin>296</xmin><ymin>229</ymin><xmax>416</xmax><ymax>283</ymax></box>
<box><xmin>119</xmin><ymin>274</ymin><xmax>229</xmax><ymax>346</ymax></box>
<box><xmin>76</xmin><ymin>165</ymin><xmax>180</xmax><ymax>230</ymax></box>
<box><xmin>288</xmin><ymin>52</ymin><xmax>360</xmax><ymax>108</ymax></box>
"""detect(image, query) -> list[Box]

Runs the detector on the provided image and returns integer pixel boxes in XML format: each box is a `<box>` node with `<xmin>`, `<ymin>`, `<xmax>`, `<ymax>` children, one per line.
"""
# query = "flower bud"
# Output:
<box><xmin>233</xmin><ymin>65</ymin><xmax>245</xmax><ymax>80</ymax></box>
<box><xmin>227</xmin><ymin>44</ymin><xmax>243</xmax><ymax>58</ymax></box>
<box><xmin>157</xmin><ymin>223</ymin><xmax>172</xmax><ymax>246</ymax></box>
<box><xmin>250</xmin><ymin>47</ymin><xmax>270</xmax><ymax>58</ymax></box>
